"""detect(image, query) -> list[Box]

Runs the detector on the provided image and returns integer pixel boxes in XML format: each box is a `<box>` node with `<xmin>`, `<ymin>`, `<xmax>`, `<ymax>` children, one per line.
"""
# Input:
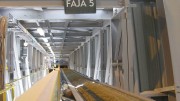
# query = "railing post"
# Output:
<box><xmin>0</xmin><ymin>16</ymin><xmax>7</xmax><ymax>101</ymax></box>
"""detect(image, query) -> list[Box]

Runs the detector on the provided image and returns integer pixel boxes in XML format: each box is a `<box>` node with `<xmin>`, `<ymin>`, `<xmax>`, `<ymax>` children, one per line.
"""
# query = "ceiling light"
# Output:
<box><xmin>45</xmin><ymin>43</ymin><xmax>55</xmax><ymax>63</ymax></box>
<box><xmin>24</xmin><ymin>42</ymin><xmax>28</xmax><ymax>47</ymax></box>
<box><xmin>37</xmin><ymin>27</ymin><xmax>45</xmax><ymax>36</ymax></box>
<box><xmin>42</xmin><ymin>38</ymin><xmax>48</xmax><ymax>43</ymax></box>
<box><xmin>46</xmin><ymin>43</ymin><xmax>50</xmax><ymax>47</ymax></box>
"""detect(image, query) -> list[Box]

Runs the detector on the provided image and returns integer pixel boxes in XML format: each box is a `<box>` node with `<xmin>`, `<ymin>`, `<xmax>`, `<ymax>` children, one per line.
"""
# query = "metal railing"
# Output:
<box><xmin>0</xmin><ymin>68</ymin><xmax>48</xmax><ymax>101</ymax></box>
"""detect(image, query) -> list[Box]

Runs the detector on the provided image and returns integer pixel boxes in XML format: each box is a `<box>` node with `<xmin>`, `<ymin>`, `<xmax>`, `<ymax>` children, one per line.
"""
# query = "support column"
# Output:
<box><xmin>105</xmin><ymin>26</ymin><xmax>113</xmax><ymax>85</ymax></box>
<box><xmin>163</xmin><ymin>1</ymin><xmax>180</xmax><ymax>100</ymax></box>
<box><xmin>13</xmin><ymin>33</ymin><xmax>24</xmax><ymax>97</ymax></box>
<box><xmin>94</xmin><ymin>33</ymin><xmax>102</xmax><ymax>81</ymax></box>
<box><xmin>86</xmin><ymin>41</ymin><xmax>92</xmax><ymax>77</ymax></box>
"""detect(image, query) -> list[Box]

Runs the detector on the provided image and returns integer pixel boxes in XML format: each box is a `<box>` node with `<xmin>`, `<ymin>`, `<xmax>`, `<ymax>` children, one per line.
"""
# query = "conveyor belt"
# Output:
<box><xmin>62</xmin><ymin>68</ymin><xmax>154</xmax><ymax>101</ymax></box>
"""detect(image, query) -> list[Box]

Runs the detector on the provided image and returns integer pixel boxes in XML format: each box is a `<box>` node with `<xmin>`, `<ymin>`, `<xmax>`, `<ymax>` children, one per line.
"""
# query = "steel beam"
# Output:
<box><xmin>48</xmin><ymin>51</ymin><xmax>72</xmax><ymax>54</ymax></box>
<box><xmin>38</xmin><ymin>38</ymin><xmax>85</xmax><ymax>43</ymax></box>
<box><xmin>65</xmin><ymin>38</ymin><xmax>86</xmax><ymax>42</ymax></box>
<box><xmin>21</xmin><ymin>22</ymin><xmax>102</xmax><ymax>29</ymax></box>
<box><xmin>32</xmin><ymin>33</ymin><xmax>62</xmax><ymax>37</ymax></box>
<box><xmin>0</xmin><ymin>9</ymin><xmax>113</xmax><ymax>20</ymax></box>
<box><xmin>39</xmin><ymin>42</ymin><xmax>82</xmax><ymax>44</ymax></box>
<box><xmin>64</xmin><ymin>43</ymin><xmax>81</xmax><ymax>46</ymax></box>
<box><xmin>44</xmin><ymin>46</ymin><xmax>76</xmax><ymax>50</ymax></box>
<box><xmin>16</xmin><ymin>21</ymin><xmax>48</xmax><ymax>55</ymax></box>
<box><xmin>33</xmin><ymin>32</ymin><xmax>92</xmax><ymax>38</ymax></box>
<box><xmin>34</xmin><ymin>36</ymin><xmax>62</xmax><ymax>39</ymax></box>
<box><xmin>52</xmin><ymin>49</ymin><xmax>74</xmax><ymax>52</ymax></box>
<box><xmin>41</xmin><ymin>42</ymin><xmax>81</xmax><ymax>46</ymax></box>
<box><xmin>66</xmin><ymin>32</ymin><xmax>92</xmax><ymax>36</ymax></box>
<box><xmin>45</xmin><ymin>48</ymin><xmax>76</xmax><ymax>52</ymax></box>
<box><xmin>45</xmin><ymin>20</ymin><xmax>55</xmax><ymax>46</ymax></box>
<box><xmin>43</xmin><ymin>46</ymin><xmax>77</xmax><ymax>48</ymax></box>
<box><xmin>0</xmin><ymin>0</ymin><xmax>122</xmax><ymax>8</ymax></box>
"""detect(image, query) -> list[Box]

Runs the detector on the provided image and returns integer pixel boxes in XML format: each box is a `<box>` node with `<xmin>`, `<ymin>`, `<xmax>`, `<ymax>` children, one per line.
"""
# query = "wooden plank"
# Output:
<box><xmin>141</xmin><ymin>86</ymin><xmax>175</xmax><ymax>99</ymax></box>
<box><xmin>154</xmin><ymin>86</ymin><xmax>175</xmax><ymax>93</ymax></box>
<box><xmin>141</xmin><ymin>91</ymin><xmax>167</xmax><ymax>98</ymax></box>
<box><xmin>15</xmin><ymin>69</ymin><xmax>59</xmax><ymax>101</ymax></box>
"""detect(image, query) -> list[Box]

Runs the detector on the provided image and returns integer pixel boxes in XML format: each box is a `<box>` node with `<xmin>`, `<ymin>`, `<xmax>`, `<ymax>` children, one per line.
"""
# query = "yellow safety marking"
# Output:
<box><xmin>3</xmin><ymin>92</ymin><xmax>6</xmax><ymax>101</ymax></box>
<box><xmin>5</xmin><ymin>66</ymin><xmax>8</xmax><ymax>70</ymax></box>
<box><xmin>0</xmin><ymin>68</ymin><xmax>49</xmax><ymax>100</ymax></box>
<box><xmin>12</xmin><ymin>86</ymin><xmax>15</xmax><ymax>99</ymax></box>
<box><xmin>0</xmin><ymin>86</ymin><xmax>14</xmax><ymax>95</ymax></box>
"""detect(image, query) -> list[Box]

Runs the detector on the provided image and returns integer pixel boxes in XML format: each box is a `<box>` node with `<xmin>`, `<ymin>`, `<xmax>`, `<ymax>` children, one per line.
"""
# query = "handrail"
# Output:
<box><xmin>7</xmin><ymin>68</ymin><xmax>48</xmax><ymax>85</ymax></box>
<box><xmin>0</xmin><ymin>85</ymin><xmax>14</xmax><ymax>95</ymax></box>
<box><xmin>0</xmin><ymin>68</ymin><xmax>48</xmax><ymax>99</ymax></box>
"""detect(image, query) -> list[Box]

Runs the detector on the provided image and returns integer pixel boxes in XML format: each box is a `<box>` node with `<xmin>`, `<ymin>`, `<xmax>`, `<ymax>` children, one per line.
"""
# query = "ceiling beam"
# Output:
<box><xmin>0</xmin><ymin>9</ymin><xmax>113</xmax><ymax>20</ymax></box>
<box><xmin>39</xmin><ymin>41</ymin><xmax>82</xmax><ymax>44</ymax></box>
<box><xmin>64</xmin><ymin>38</ymin><xmax>85</xmax><ymax>42</ymax></box>
<box><xmin>0</xmin><ymin>0</ymin><xmax>122</xmax><ymax>8</ymax></box>
<box><xmin>33</xmin><ymin>32</ymin><xmax>92</xmax><ymax>38</ymax></box>
<box><xmin>45</xmin><ymin>20</ymin><xmax>55</xmax><ymax>46</ymax></box>
<box><xmin>37</xmin><ymin>37</ymin><xmax>85</xmax><ymax>43</ymax></box>
<box><xmin>61</xmin><ymin>20</ymin><xmax>70</xmax><ymax>50</ymax></box>
<box><xmin>48</xmin><ymin>51</ymin><xmax>72</xmax><ymax>54</ymax></box>
<box><xmin>34</xmin><ymin>36</ymin><xmax>63</xmax><ymax>39</ymax></box>
<box><xmin>41</xmin><ymin>42</ymin><xmax>81</xmax><ymax>45</ymax></box>
<box><xmin>44</xmin><ymin>47</ymin><xmax>77</xmax><ymax>50</ymax></box>
<box><xmin>49</xmin><ymin>55</ymin><xmax>69</xmax><ymax>58</ymax></box>
<box><xmin>44</xmin><ymin>46</ymin><xmax>77</xmax><ymax>49</ymax></box>
<box><xmin>15</xmin><ymin>21</ymin><xmax>48</xmax><ymax>55</ymax></box>
<box><xmin>21</xmin><ymin>22</ymin><xmax>102</xmax><ymax>29</ymax></box>
<box><xmin>66</xmin><ymin>32</ymin><xmax>92</xmax><ymax>36</ymax></box>
<box><xmin>51</xmin><ymin>49</ymin><xmax>74</xmax><ymax>52</ymax></box>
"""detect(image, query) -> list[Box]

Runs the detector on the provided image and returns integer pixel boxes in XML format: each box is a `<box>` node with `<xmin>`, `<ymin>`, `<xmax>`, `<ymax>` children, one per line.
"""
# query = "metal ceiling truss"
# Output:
<box><xmin>38</xmin><ymin>38</ymin><xmax>85</xmax><ymax>43</ymax></box>
<box><xmin>20</xmin><ymin>21</ymin><xmax>103</xmax><ymax>29</ymax></box>
<box><xmin>18</xmin><ymin>32</ymin><xmax>92</xmax><ymax>38</ymax></box>
<box><xmin>0</xmin><ymin>9</ymin><xmax>114</xmax><ymax>20</ymax></box>
<box><xmin>0</xmin><ymin>0</ymin><xmax>123</xmax><ymax>8</ymax></box>
<box><xmin>0</xmin><ymin>0</ymin><xmax>124</xmax><ymax>59</ymax></box>
<box><xmin>9</xmin><ymin>19</ymin><xmax>48</xmax><ymax>56</ymax></box>
<box><xmin>45</xmin><ymin>20</ymin><xmax>55</xmax><ymax>46</ymax></box>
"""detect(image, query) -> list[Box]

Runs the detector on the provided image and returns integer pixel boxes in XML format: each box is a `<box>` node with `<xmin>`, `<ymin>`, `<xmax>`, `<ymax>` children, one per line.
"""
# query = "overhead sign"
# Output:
<box><xmin>64</xmin><ymin>0</ymin><xmax>96</xmax><ymax>14</ymax></box>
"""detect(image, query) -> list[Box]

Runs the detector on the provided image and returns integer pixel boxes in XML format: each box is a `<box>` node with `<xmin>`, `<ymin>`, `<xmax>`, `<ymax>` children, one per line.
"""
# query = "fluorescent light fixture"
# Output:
<box><xmin>24</xmin><ymin>42</ymin><xmax>28</xmax><ymax>47</ymax></box>
<box><xmin>37</xmin><ymin>27</ymin><xmax>45</xmax><ymax>36</ymax></box>
<box><xmin>48</xmin><ymin>47</ymin><xmax>55</xmax><ymax>57</ymax></box>
<box><xmin>46</xmin><ymin>43</ymin><xmax>50</xmax><ymax>47</ymax></box>
<box><xmin>46</xmin><ymin>43</ymin><xmax>55</xmax><ymax>63</ymax></box>
<box><xmin>53</xmin><ymin>37</ymin><xmax>63</xmax><ymax>40</ymax></box>
<box><xmin>48</xmin><ymin>47</ymin><xmax>51</xmax><ymax>50</ymax></box>
<box><xmin>42</xmin><ymin>38</ymin><xmax>48</xmax><ymax>43</ymax></box>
